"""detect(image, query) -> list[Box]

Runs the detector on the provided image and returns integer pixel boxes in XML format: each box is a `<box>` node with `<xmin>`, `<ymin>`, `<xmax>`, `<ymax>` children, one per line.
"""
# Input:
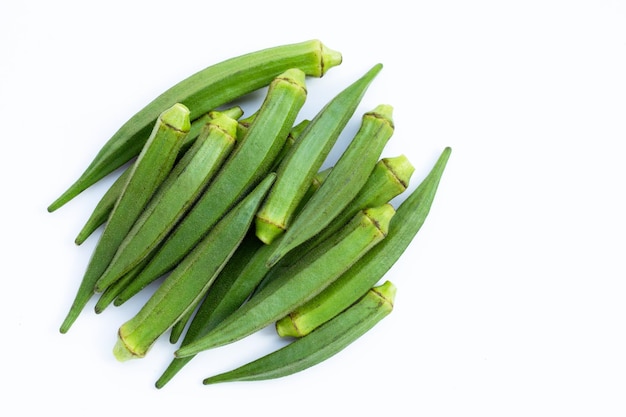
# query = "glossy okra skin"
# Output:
<box><xmin>203</xmin><ymin>281</ymin><xmax>396</xmax><ymax>384</ymax></box>
<box><xmin>48</xmin><ymin>40</ymin><xmax>342</xmax><ymax>212</ymax></box>
<box><xmin>94</xmin><ymin>112</ymin><xmax>239</xmax><ymax>292</ymax></box>
<box><xmin>267</xmin><ymin>103</ymin><xmax>395</xmax><ymax>266</ymax></box>
<box><xmin>124</xmin><ymin>68</ymin><xmax>308</xmax><ymax>294</ymax></box>
<box><xmin>155</xmin><ymin>168</ymin><xmax>331</xmax><ymax>388</ymax></box>
<box><xmin>59</xmin><ymin>104</ymin><xmax>191</xmax><ymax>334</ymax></box>
<box><xmin>73</xmin><ymin>106</ymin><xmax>243</xmax><ymax>245</ymax></box>
<box><xmin>175</xmin><ymin>204</ymin><xmax>395</xmax><ymax>357</ymax></box>
<box><xmin>276</xmin><ymin>147</ymin><xmax>451</xmax><ymax>337</ymax></box>
<box><xmin>113</xmin><ymin>174</ymin><xmax>276</xmax><ymax>361</ymax></box>
<box><xmin>255</xmin><ymin>64</ymin><xmax>383</xmax><ymax>245</ymax></box>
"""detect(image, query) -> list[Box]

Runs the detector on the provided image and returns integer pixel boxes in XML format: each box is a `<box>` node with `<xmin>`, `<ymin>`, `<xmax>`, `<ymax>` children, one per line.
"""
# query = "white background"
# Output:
<box><xmin>2</xmin><ymin>1</ymin><xmax>625</xmax><ymax>416</ymax></box>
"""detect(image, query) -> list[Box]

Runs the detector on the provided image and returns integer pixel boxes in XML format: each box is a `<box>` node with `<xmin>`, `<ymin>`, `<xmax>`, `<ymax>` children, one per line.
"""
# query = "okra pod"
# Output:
<box><xmin>59</xmin><ymin>104</ymin><xmax>191</xmax><ymax>334</ymax></box>
<box><xmin>202</xmin><ymin>281</ymin><xmax>396</xmax><ymax>384</ymax></box>
<box><xmin>113</xmin><ymin>174</ymin><xmax>276</xmax><ymax>361</ymax></box>
<box><xmin>48</xmin><ymin>40</ymin><xmax>341</xmax><ymax>212</ymax></box>
<box><xmin>94</xmin><ymin>111</ymin><xmax>239</xmax><ymax>292</ymax></box>
<box><xmin>267</xmin><ymin>103</ymin><xmax>395</xmax><ymax>265</ymax></box>
<box><xmin>276</xmin><ymin>147</ymin><xmax>451</xmax><ymax>337</ymax></box>
<box><xmin>254</xmin><ymin>154</ymin><xmax>414</xmax><ymax>295</ymax></box>
<box><xmin>175</xmin><ymin>204</ymin><xmax>395</xmax><ymax>357</ymax></box>
<box><xmin>255</xmin><ymin>64</ymin><xmax>383</xmax><ymax>245</ymax></box>
<box><xmin>155</xmin><ymin>168</ymin><xmax>331</xmax><ymax>388</ymax></box>
<box><xmin>124</xmin><ymin>68</ymin><xmax>308</xmax><ymax>292</ymax></box>
<box><xmin>73</xmin><ymin>107</ymin><xmax>243</xmax><ymax>245</ymax></box>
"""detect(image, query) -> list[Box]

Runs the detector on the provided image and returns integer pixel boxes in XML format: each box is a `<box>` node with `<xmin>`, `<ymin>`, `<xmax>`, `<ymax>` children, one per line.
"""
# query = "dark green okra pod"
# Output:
<box><xmin>48</xmin><ymin>40</ymin><xmax>341</xmax><ymax>212</ymax></box>
<box><xmin>123</xmin><ymin>68</ymin><xmax>308</xmax><ymax>294</ymax></box>
<box><xmin>277</xmin><ymin>147</ymin><xmax>451</xmax><ymax>337</ymax></box>
<box><xmin>175</xmin><ymin>204</ymin><xmax>395</xmax><ymax>357</ymax></box>
<box><xmin>94</xmin><ymin>111</ymin><xmax>239</xmax><ymax>291</ymax></box>
<box><xmin>113</xmin><ymin>174</ymin><xmax>276</xmax><ymax>361</ymax></box>
<box><xmin>59</xmin><ymin>104</ymin><xmax>190</xmax><ymax>334</ymax></box>
<box><xmin>255</xmin><ymin>64</ymin><xmax>383</xmax><ymax>245</ymax></box>
<box><xmin>267</xmin><ymin>103</ymin><xmax>395</xmax><ymax>265</ymax></box>
<box><xmin>203</xmin><ymin>281</ymin><xmax>396</xmax><ymax>384</ymax></box>
<box><xmin>154</xmin><ymin>168</ymin><xmax>331</xmax><ymax>388</ymax></box>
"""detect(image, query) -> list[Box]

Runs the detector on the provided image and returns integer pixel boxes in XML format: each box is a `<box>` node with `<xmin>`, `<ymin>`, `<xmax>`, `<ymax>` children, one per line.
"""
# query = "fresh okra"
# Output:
<box><xmin>73</xmin><ymin>106</ymin><xmax>243</xmax><ymax>245</ymax></box>
<box><xmin>122</xmin><ymin>68</ymin><xmax>308</xmax><ymax>295</ymax></box>
<box><xmin>255</xmin><ymin>64</ymin><xmax>383</xmax><ymax>245</ymax></box>
<box><xmin>253</xmin><ymin>154</ymin><xmax>414</xmax><ymax>295</ymax></box>
<box><xmin>202</xmin><ymin>281</ymin><xmax>396</xmax><ymax>384</ymax></box>
<box><xmin>48</xmin><ymin>39</ymin><xmax>342</xmax><ymax>212</ymax></box>
<box><xmin>276</xmin><ymin>147</ymin><xmax>451</xmax><ymax>337</ymax></box>
<box><xmin>94</xmin><ymin>111</ymin><xmax>239</xmax><ymax>292</ymax></box>
<box><xmin>59</xmin><ymin>104</ymin><xmax>191</xmax><ymax>334</ymax></box>
<box><xmin>267</xmin><ymin>103</ymin><xmax>395</xmax><ymax>266</ymax></box>
<box><xmin>155</xmin><ymin>167</ymin><xmax>331</xmax><ymax>388</ymax></box>
<box><xmin>113</xmin><ymin>174</ymin><xmax>276</xmax><ymax>361</ymax></box>
<box><xmin>174</xmin><ymin>204</ymin><xmax>395</xmax><ymax>357</ymax></box>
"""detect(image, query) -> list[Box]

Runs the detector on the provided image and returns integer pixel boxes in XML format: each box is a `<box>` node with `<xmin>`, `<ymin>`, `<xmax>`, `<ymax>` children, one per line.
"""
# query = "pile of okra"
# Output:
<box><xmin>49</xmin><ymin>39</ymin><xmax>451</xmax><ymax>388</ymax></box>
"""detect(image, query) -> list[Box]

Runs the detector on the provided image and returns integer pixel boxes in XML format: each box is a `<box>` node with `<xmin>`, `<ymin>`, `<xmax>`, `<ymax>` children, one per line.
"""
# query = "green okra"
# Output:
<box><xmin>123</xmin><ymin>68</ymin><xmax>308</xmax><ymax>295</ymax></box>
<box><xmin>110</xmin><ymin>118</ymin><xmax>301</xmax><ymax>308</ymax></box>
<box><xmin>93</xmin><ymin>260</ymin><xmax>145</xmax><ymax>314</ymax></box>
<box><xmin>267</xmin><ymin>103</ymin><xmax>395</xmax><ymax>266</ymax></box>
<box><xmin>59</xmin><ymin>104</ymin><xmax>191</xmax><ymax>334</ymax></box>
<box><xmin>113</xmin><ymin>174</ymin><xmax>276</xmax><ymax>361</ymax></box>
<box><xmin>48</xmin><ymin>39</ymin><xmax>342</xmax><ymax>212</ymax></box>
<box><xmin>253</xmin><ymin>154</ymin><xmax>414</xmax><ymax>296</ymax></box>
<box><xmin>255</xmin><ymin>64</ymin><xmax>383</xmax><ymax>245</ymax></box>
<box><xmin>155</xmin><ymin>167</ymin><xmax>331</xmax><ymax>389</ymax></box>
<box><xmin>276</xmin><ymin>147</ymin><xmax>451</xmax><ymax>337</ymax></box>
<box><xmin>174</xmin><ymin>203</ymin><xmax>395</xmax><ymax>357</ymax></box>
<box><xmin>94</xmin><ymin>111</ymin><xmax>239</xmax><ymax>292</ymax></box>
<box><xmin>73</xmin><ymin>106</ymin><xmax>243</xmax><ymax>245</ymax></box>
<box><xmin>202</xmin><ymin>280</ymin><xmax>396</xmax><ymax>384</ymax></box>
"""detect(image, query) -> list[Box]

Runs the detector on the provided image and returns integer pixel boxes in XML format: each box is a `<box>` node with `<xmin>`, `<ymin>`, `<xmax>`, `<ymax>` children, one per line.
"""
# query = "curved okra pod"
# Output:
<box><xmin>276</xmin><ymin>147</ymin><xmax>451</xmax><ymax>337</ymax></box>
<box><xmin>113</xmin><ymin>174</ymin><xmax>276</xmax><ymax>361</ymax></box>
<box><xmin>48</xmin><ymin>40</ymin><xmax>341</xmax><ymax>212</ymax></box>
<box><xmin>174</xmin><ymin>204</ymin><xmax>395</xmax><ymax>357</ymax></box>
<box><xmin>59</xmin><ymin>104</ymin><xmax>191</xmax><ymax>334</ymax></box>
<box><xmin>94</xmin><ymin>112</ymin><xmax>239</xmax><ymax>292</ymax></box>
<box><xmin>267</xmin><ymin>103</ymin><xmax>395</xmax><ymax>265</ymax></box>
<box><xmin>255</xmin><ymin>64</ymin><xmax>383</xmax><ymax>245</ymax></box>
<box><xmin>124</xmin><ymin>68</ymin><xmax>308</xmax><ymax>293</ymax></box>
<box><xmin>203</xmin><ymin>281</ymin><xmax>396</xmax><ymax>384</ymax></box>
<box><xmin>155</xmin><ymin>168</ymin><xmax>331</xmax><ymax>388</ymax></box>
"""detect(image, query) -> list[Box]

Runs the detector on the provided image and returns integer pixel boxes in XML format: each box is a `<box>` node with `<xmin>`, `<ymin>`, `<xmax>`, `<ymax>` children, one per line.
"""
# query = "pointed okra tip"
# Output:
<box><xmin>159</xmin><ymin>103</ymin><xmax>191</xmax><ymax>133</ymax></box>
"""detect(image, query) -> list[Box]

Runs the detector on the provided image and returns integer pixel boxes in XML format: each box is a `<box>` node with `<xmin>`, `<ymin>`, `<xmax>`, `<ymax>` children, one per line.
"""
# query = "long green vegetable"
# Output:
<box><xmin>59</xmin><ymin>103</ymin><xmax>190</xmax><ymax>334</ymax></box>
<box><xmin>48</xmin><ymin>39</ymin><xmax>341</xmax><ymax>212</ymax></box>
<box><xmin>277</xmin><ymin>147</ymin><xmax>452</xmax><ymax>337</ymax></box>
<box><xmin>203</xmin><ymin>281</ymin><xmax>396</xmax><ymax>384</ymax></box>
